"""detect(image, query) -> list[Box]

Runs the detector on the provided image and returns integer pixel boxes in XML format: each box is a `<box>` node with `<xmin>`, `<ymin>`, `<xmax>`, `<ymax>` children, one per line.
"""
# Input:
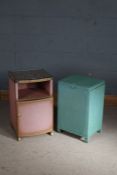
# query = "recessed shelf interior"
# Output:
<box><xmin>18</xmin><ymin>80</ymin><xmax>52</xmax><ymax>101</ymax></box>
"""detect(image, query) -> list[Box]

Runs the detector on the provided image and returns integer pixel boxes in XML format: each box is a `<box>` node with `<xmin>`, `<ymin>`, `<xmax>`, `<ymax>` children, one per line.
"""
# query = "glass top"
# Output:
<box><xmin>8</xmin><ymin>69</ymin><xmax>52</xmax><ymax>82</ymax></box>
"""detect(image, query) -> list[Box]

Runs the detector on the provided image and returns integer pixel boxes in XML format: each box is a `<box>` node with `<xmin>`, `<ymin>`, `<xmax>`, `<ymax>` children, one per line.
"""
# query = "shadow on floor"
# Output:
<box><xmin>0</xmin><ymin>101</ymin><xmax>16</xmax><ymax>139</ymax></box>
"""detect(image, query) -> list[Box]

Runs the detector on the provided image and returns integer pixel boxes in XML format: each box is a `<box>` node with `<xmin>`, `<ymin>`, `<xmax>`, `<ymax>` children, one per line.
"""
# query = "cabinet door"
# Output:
<box><xmin>17</xmin><ymin>99</ymin><xmax>53</xmax><ymax>135</ymax></box>
<box><xmin>58</xmin><ymin>84</ymin><xmax>89</xmax><ymax>136</ymax></box>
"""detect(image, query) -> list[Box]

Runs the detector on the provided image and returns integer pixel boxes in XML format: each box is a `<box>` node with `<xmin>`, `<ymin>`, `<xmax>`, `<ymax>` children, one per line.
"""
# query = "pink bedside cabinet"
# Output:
<box><xmin>8</xmin><ymin>69</ymin><xmax>54</xmax><ymax>140</ymax></box>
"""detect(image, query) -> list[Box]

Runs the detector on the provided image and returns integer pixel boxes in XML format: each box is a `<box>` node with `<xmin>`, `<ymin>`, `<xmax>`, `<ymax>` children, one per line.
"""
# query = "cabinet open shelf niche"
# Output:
<box><xmin>18</xmin><ymin>80</ymin><xmax>52</xmax><ymax>101</ymax></box>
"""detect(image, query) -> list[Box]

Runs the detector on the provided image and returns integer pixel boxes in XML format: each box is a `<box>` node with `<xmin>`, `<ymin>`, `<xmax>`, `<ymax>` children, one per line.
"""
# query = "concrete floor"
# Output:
<box><xmin>0</xmin><ymin>101</ymin><xmax>117</xmax><ymax>175</ymax></box>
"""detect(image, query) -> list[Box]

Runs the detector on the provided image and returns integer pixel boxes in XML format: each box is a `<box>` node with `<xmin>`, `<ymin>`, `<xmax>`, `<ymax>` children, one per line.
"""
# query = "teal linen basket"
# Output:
<box><xmin>57</xmin><ymin>75</ymin><xmax>105</xmax><ymax>142</ymax></box>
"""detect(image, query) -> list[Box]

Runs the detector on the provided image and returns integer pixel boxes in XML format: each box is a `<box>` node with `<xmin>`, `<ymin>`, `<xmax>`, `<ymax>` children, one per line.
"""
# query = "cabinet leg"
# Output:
<box><xmin>97</xmin><ymin>130</ymin><xmax>102</xmax><ymax>133</ymax></box>
<box><xmin>57</xmin><ymin>128</ymin><xmax>61</xmax><ymax>133</ymax></box>
<box><xmin>17</xmin><ymin>137</ymin><xmax>21</xmax><ymax>141</ymax></box>
<box><xmin>81</xmin><ymin>137</ymin><xmax>89</xmax><ymax>143</ymax></box>
<box><xmin>84</xmin><ymin>138</ymin><xmax>89</xmax><ymax>143</ymax></box>
<box><xmin>49</xmin><ymin>132</ymin><xmax>54</xmax><ymax>136</ymax></box>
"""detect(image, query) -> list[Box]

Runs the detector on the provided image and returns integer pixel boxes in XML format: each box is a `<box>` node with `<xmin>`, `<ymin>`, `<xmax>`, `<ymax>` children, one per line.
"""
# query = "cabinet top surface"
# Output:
<box><xmin>8</xmin><ymin>69</ymin><xmax>52</xmax><ymax>82</ymax></box>
<box><xmin>59</xmin><ymin>75</ymin><xmax>105</xmax><ymax>90</ymax></box>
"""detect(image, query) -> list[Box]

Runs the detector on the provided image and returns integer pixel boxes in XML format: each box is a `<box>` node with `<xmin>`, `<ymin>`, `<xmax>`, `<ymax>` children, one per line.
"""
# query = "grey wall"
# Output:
<box><xmin>0</xmin><ymin>0</ymin><xmax>117</xmax><ymax>94</ymax></box>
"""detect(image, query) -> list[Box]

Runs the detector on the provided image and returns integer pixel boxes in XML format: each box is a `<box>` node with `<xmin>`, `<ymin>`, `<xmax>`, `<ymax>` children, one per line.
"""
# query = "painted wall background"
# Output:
<box><xmin>0</xmin><ymin>0</ymin><xmax>117</xmax><ymax>94</ymax></box>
